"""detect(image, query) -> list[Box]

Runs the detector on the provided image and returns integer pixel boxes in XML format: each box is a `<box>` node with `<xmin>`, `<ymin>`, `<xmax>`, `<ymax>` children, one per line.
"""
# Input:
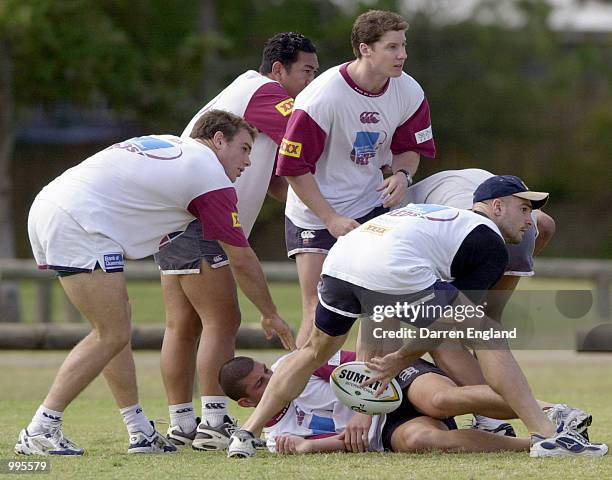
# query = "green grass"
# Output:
<box><xmin>0</xmin><ymin>350</ymin><xmax>611</xmax><ymax>479</ymax></box>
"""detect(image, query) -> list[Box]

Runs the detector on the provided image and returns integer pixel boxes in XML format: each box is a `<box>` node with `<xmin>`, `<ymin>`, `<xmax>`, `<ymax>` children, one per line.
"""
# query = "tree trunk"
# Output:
<box><xmin>199</xmin><ymin>0</ymin><xmax>222</xmax><ymax>100</ymax></box>
<box><xmin>0</xmin><ymin>35</ymin><xmax>21</xmax><ymax>322</ymax></box>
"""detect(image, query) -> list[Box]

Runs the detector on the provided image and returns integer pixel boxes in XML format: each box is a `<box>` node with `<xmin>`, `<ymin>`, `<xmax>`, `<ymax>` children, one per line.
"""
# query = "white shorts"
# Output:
<box><xmin>28</xmin><ymin>198</ymin><xmax>125</xmax><ymax>274</ymax></box>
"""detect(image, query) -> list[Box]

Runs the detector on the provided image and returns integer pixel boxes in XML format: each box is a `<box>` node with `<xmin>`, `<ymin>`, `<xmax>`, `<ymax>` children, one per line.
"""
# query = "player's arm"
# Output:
<box><xmin>286</xmin><ymin>173</ymin><xmax>359</xmax><ymax>237</ymax></box>
<box><xmin>189</xmin><ymin>188</ymin><xmax>296</xmax><ymax>350</ymax></box>
<box><xmin>267</xmin><ymin>174</ymin><xmax>288</xmax><ymax>202</ymax></box>
<box><xmin>276</xmin><ymin>109</ymin><xmax>359</xmax><ymax>237</ymax></box>
<box><xmin>220</xmin><ymin>242</ymin><xmax>295</xmax><ymax>350</ymax></box>
<box><xmin>243</xmin><ymin>83</ymin><xmax>293</xmax><ymax>205</ymax></box>
<box><xmin>381</xmin><ymin>95</ymin><xmax>435</xmax><ymax>208</ymax></box>
<box><xmin>274</xmin><ymin>434</ymin><xmax>347</xmax><ymax>454</ymax></box>
<box><xmin>377</xmin><ymin>150</ymin><xmax>420</xmax><ymax>208</ymax></box>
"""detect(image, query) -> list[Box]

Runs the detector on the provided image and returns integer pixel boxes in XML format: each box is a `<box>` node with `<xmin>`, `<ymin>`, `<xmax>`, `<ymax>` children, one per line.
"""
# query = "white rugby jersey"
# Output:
<box><xmin>406</xmin><ymin>168</ymin><xmax>493</xmax><ymax>209</ymax></box>
<box><xmin>264</xmin><ymin>351</ymin><xmax>385</xmax><ymax>453</ymax></box>
<box><xmin>322</xmin><ymin>204</ymin><xmax>503</xmax><ymax>294</ymax></box>
<box><xmin>35</xmin><ymin>135</ymin><xmax>248</xmax><ymax>259</ymax></box>
<box><xmin>182</xmin><ymin>70</ymin><xmax>293</xmax><ymax>236</ymax></box>
<box><xmin>277</xmin><ymin>62</ymin><xmax>436</xmax><ymax>229</ymax></box>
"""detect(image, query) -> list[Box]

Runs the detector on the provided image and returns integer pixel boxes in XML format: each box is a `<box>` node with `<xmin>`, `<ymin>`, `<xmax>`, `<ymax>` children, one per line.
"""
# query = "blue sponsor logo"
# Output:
<box><xmin>350</xmin><ymin>131</ymin><xmax>381</xmax><ymax>165</ymax></box>
<box><xmin>103</xmin><ymin>253</ymin><xmax>124</xmax><ymax>270</ymax></box>
<box><xmin>127</xmin><ymin>136</ymin><xmax>175</xmax><ymax>151</ymax></box>
<box><xmin>405</xmin><ymin>204</ymin><xmax>450</xmax><ymax>215</ymax></box>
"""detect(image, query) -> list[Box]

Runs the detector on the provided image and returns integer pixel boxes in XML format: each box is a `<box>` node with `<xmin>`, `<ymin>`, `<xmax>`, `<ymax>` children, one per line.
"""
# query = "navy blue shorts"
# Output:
<box><xmin>285</xmin><ymin>206</ymin><xmax>388</xmax><ymax>259</ymax></box>
<box><xmin>381</xmin><ymin>358</ymin><xmax>458</xmax><ymax>451</ymax></box>
<box><xmin>315</xmin><ymin>275</ymin><xmax>459</xmax><ymax>337</ymax></box>
<box><xmin>154</xmin><ymin>220</ymin><xmax>229</xmax><ymax>273</ymax></box>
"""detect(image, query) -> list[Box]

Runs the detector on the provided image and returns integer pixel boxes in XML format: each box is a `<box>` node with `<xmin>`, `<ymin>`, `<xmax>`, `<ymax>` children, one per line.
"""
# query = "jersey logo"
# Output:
<box><xmin>350</xmin><ymin>131</ymin><xmax>386</xmax><ymax>165</ymax></box>
<box><xmin>109</xmin><ymin>136</ymin><xmax>183</xmax><ymax>160</ymax></box>
<box><xmin>279</xmin><ymin>138</ymin><xmax>302</xmax><ymax>158</ymax></box>
<box><xmin>231</xmin><ymin>212</ymin><xmax>241</xmax><ymax>228</ymax></box>
<box><xmin>102</xmin><ymin>253</ymin><xmax>124</xmax><ymax>271</ymax></box>
<box><xmin>361</xmin><ymin>223</ymin><xmax>390</xmax><ymax>236</ymax></box>
<box><xmin>360</xmin><ymin>111</ymin><xmax>380</xmax><ymax>124</ymax></box>
<box><xmin>415</xmin><ymin>125</ymin><xmax>433</xmax><ymax>144</ymax></box>
<box><xmin>274</xmin><ymin>98</ymin><xmax>294</xmax><ymax>116</ymax></box>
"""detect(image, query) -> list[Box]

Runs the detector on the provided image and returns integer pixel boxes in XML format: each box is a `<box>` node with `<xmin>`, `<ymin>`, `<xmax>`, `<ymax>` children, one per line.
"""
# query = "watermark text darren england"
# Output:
<box><xmin>372</xmin><ymin>326</ymin><xmax>517</xmax><ymax>340</ymax></box>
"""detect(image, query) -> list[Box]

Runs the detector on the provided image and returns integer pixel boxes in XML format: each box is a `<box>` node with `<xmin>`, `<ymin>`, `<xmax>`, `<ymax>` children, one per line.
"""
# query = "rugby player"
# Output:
<box><xmin>405</xmin><ymin>168</ymin><xmax>556</xmax><ymax>435</ymax></box>
<box><xmin>16</xmin><ymin>110</ymin><xmax>291</xmax><ymax>455</ymax></box>
<box><xmin>228</xmin><ymin>175</ymin><xmax>608</xmax><ymax>458</ymax></box>
<box><xmin>275</xmin><ymin>10</ymin><xmax>435</xmax><ymax>347</ymax></box>
<box><xmin>155</xmin><ymin>33</ymin><xmax>317</xmax><ymax>450</ymax></box>
<box><xmin>220</xmin><ymin>352</ymin><xmax>590</xmax><ymax>455</ymax></box>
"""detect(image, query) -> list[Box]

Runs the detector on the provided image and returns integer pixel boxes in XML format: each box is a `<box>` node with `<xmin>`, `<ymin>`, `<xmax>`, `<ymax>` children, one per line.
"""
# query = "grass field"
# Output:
<box><xmin>1</xmin><ymin>350</ymin><xmax>611</xmax><ymax>479</ymax></box>
<box><xmin>2</xmin><ymin>279</ymin><xmax>612</xmax><ymax>478</ymax></box>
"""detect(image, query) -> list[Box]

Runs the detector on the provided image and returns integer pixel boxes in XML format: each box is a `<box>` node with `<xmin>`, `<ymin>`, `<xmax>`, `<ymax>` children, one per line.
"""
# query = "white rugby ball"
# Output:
<box><xmin>330</xmin><ymin>361</ymin><xmax>402</xmax><ymax>415</ymax></box>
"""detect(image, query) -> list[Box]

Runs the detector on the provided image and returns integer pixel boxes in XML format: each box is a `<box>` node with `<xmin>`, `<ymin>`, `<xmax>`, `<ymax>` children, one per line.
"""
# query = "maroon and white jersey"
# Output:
<box><xmin>276</xmin><ymin>62</ymin><xmax>436</xmax><ymax>229</ymax></box>
<box><xmin>35</xmin><ymin>135</ymin><xmax>248</xmax><ymax>259</ymax></box>
<box><xmin>182</xmin><ymin>70</ymin><xmax>293</xmax><ymax>236</ymax></box>
<box><xmin>263</xmin><ymin>351</ymin><xmax>385</xmax><ymax>453</ymax></box>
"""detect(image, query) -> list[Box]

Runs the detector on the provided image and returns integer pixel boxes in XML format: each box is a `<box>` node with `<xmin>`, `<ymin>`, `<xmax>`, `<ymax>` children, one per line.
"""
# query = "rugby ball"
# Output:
<box><xmin>330</xmin><ymin>361</ymin><xmax>402</xmax><ymax>415</ymax></box>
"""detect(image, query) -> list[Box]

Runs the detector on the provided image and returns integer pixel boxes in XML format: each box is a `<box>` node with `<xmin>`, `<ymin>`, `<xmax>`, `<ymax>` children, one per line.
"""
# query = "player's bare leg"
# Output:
<box><xmin>241</xmin><ymin>327</ymin><xmax>347</xmax><ymax>437</ymax></box>
<box><xmin>44</xmin><ymin>270</ymin><xmax>132</xmax><ymax>411</ymax></box>
<box><xmin>160</xmin><ymin>275</ymin><xmax>201</xmax><ymax>405</ymax></box>
<box><xmin>430</xmin><ymin>344</ymin><xmax>486</xmax><ymax>386</ymax></box>
<box><xmin>390</xmin><ymin>416</ymin><xmax>529</xmax><ymax>453</ymax></box>
<box><xmin>408</xmin><ymin>372</ymin><xmax>553</xmax><ymax>420</ymax></box>
<box><xmin>295</xmin><ymin>252</ymin><xmax>326</xmax><ymax>347</ymax></box>
<box><xmin>179</xmin><ymin>263</ymin><xmax>240</xmax><ymax>398</ymax></box>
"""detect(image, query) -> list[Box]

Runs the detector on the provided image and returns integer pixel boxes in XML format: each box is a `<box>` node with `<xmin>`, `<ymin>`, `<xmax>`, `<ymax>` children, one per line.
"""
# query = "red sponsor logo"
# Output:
<box><xmin>360</xmin><ymin>111</ymin><xmax>380</xmax><ymax>124</ymax></box>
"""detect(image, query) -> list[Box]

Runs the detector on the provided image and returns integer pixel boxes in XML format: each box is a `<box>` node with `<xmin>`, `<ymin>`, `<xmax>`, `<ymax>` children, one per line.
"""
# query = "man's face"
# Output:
<box><xmin>496</xmin><ymin>196</ymin><xmax>534</xmax><ymax>244</ymax></box>
<box><xmin>215</xmin><ymin>128</ymin><xmax>253</xmax><ymax>182</ymax></box>
<box><xmin>278</xmin><ymin>51</ymin><xmax>319</xmax><ymax>98</ymax></box>
<box><xmin>364</xmin><ymin>30</ymin><xmax>407</xmax><ymax>78</ymax></box>
<box><xmin>239</xmin><ymin>361</ymin><xmax>273</xmax><ymax>405</ymax></box>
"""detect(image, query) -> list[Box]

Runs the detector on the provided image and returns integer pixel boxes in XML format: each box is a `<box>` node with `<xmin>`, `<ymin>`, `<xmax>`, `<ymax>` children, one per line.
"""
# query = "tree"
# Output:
<box><xmin>0</xmin><ymin>0</ymin><xmax>207</xmax><ymax>320</ymax></box>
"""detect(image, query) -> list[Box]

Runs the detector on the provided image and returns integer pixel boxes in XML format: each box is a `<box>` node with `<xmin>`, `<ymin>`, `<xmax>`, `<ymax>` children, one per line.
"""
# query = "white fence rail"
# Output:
<box><xmin>0</xmin><ymin>258</ymin><xmax>610</xmax><ymax>323</ymax></box>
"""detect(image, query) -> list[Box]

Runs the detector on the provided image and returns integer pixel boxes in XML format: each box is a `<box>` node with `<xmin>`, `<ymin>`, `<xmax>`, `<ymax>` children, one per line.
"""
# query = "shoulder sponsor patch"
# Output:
<box><xmin>231</xmin><ymin>212</ymin><xmax>241</xmax><ymax>228</ymax></box>
<box><xmin>414</xmin><ymin>125</ymin><xmax>433</xmax><ymax>144</ymax></box>
<box><xmin>279</xmin><ymin>138</ymin><xmax>302</xmax><ymax>158</ymax></box>
<box><xmin>274</xmin><ymin>98</ymin><xmax>294</xmax><ymax>116</ymax></box>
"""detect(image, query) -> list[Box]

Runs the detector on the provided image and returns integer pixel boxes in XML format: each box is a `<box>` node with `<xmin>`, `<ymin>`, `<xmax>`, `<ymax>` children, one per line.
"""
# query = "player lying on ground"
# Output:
<box><xmin>228</xmin><ymin>175</ymin><xmax>608</xmax><ymax>458</ymax></box>
<box><xmin>220</xmin><ymin>351</ymin><xmax>591</xmax><ymax>454</ymax></box>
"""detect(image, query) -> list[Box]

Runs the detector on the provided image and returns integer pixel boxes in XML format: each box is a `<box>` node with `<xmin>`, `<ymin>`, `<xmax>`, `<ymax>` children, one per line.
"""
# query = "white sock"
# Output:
<box><xmin>169</xmin><ymin>402</ymin><xmax>197</xmax><ymax>432</ymax></box>
<box><xmin>201</xmin><ymin>396</ymin><xmax>228</xmax><ymax>427</ymax></box>
<box><xmin>120</xmin><ymin>404</ymin><xmax>154</xmax><ymax>436</ymax></box>
<box><xmin>28</xmin><ymin>405</ymin><xmax>63</xmax><ymax>435</ymax></box>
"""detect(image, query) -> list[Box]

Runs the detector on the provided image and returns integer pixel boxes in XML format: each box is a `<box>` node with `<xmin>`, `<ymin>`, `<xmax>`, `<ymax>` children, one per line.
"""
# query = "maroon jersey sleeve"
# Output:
<box><xmin>243</xmin><ymin>82</ymin><xmax>293</xmax><ymax>145</ymax></box>
<box><xmin>312</xmin><ymin>351</ymin><xmax>357</xmax><ymax>381</ymax></box>
<box><xmin>187</xmin><ymin>187</ymin><xmax>249</xmax><ymax>247</ymax></box>
<box><xmin>275</xmin><ymin>109</ymin><xmax>327</xmax><ymax>176</ymax></box>
<box><xmin>390</xmin><ymin>98</ymin><xmax>436</xmax><ymax>158</ymax></box>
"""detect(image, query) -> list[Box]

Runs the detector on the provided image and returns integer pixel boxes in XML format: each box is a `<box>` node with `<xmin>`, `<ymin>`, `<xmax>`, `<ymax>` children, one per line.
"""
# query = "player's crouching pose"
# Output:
<box><xmin>157</xmin><ymin>32</ymin><xmax>317</xmax><ymax>451</ymax></box>
<box><xmin>220</xmin><ymin>352</ymin><xmax>591</xmax><ymax>455</ymax></box>
<box><xmin>16</xmin><ymin>110</ymin><xmax>292</xmax><ymax>456</ymax></box>
<box><xmin>228</xmin><ymin>176</ymin><xmax>608</xmax><ymax>458</ymax></box>
<box><xmin>404</xmin><ymin>168</ymin><xmax>556</xmax><ymax>435</ymax></box>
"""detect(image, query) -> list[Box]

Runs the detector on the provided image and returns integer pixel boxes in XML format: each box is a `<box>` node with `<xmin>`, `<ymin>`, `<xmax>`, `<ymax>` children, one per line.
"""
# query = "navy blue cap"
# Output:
<box><xmin>473</xmin><ymin>175</ymin><xmax>549</xmax><ymax>209</ymax></box>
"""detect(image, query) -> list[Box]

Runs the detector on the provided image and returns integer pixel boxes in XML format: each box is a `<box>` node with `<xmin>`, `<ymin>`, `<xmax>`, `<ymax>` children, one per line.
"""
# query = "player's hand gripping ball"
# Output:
<box><xmin>330</xmin><ymin>361</ymin><xmax>402</xmax><ymax>415</ymax></box>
